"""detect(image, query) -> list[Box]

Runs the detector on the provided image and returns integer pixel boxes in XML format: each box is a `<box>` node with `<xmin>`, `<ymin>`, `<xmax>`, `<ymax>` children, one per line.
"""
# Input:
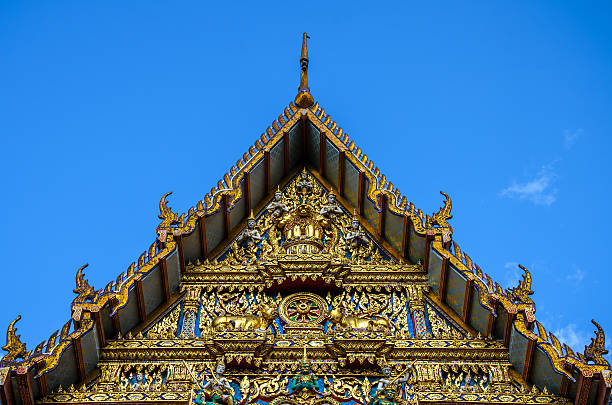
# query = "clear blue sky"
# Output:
<box><xmin>1</xmin><ymin>2</ymin><xmax>610</xmax><ymax>360</ymax></box>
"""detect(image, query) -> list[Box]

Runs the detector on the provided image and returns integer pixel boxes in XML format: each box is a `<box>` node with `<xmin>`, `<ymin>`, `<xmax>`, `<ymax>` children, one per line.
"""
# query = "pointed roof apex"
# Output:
<box><xmin>295</xmin><ymin>32</ymin><xmax>314</xmax><ymax>108</ymax></box>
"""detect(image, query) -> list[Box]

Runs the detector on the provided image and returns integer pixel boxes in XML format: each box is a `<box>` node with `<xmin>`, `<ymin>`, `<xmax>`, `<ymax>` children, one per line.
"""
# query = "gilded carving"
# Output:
<box><xmin>146</xmin><ymin>304</ymin><xmax>181</xmax><ymax>339</ymax></box>
<box><xmin>211</xmin><ymin>300</ymin><xmax>277</xmax><ymax>331</ymax></box>
<box><xmin>1</xmin><ymin>316</ymin><xmax>28</xmax><ymax>362</ymax></box>
<box><xmin>507</xmin><ymin>264</ymin><xmax>535</xmax><ymax>307</ymax></box>
<box><xmin>579</xmin><ymin>319</ymin><xmax>608</xmax><ymax>365</ymax></box>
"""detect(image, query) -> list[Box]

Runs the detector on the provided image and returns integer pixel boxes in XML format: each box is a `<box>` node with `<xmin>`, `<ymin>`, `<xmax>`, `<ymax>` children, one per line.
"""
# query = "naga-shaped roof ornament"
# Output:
<box><xmin>579</xmin><ymin>319</ymin><xmax>609</xmax><ymax>365</ymax></box>
<box><xmin>426</xmin><ymin>191</ymin><xmax>453</xmax><ymax>229</ymax></box>
<box><xmin>1</xmin><ymin>316</ymin><xmax>28</xmax><ymax>362</ymax></box>
<box><xmin>157</xmin><ymin>191</ymin><xmax>179</xmax><ymax>239</ymax></box>
<box><xmin>294</xmin><ymin>32</ymin><xmax>314</xmax><ymax>108</ymax></box>
<box><xmin>507</xmin><ymin>264</ymin><xmax>535</xmax><ymax>306</ymax></box>
<box><xmin>73</xmin><ymin>263</ymin><xmax>95</xmax><ymax>303</ymax></box>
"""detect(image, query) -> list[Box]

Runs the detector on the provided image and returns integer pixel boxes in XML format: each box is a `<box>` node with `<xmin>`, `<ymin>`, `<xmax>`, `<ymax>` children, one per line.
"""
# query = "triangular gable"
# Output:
<box><xmin>0</xmin><ymin>42</ymin><xmax>609</xmax><ymax>404</ymax></box>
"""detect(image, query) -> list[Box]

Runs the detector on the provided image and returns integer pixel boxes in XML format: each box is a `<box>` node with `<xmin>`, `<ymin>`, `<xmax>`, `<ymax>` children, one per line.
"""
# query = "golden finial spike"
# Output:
<box><xmin>301</xmin><ymin>32</ymin><xmax>309</xmax><ymax>63</ymax></box>
<box><xmin>295</xmin><ymin>32</ymin><xmax>314</xmax><ymax>108</ymax></box>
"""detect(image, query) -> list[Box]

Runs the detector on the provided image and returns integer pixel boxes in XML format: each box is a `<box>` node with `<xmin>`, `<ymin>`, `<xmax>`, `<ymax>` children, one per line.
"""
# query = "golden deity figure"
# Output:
<box><xmin>275</xmin><ymin>203</ymin><xmax>330</xmax><ymax>254</ymax></box>
<box><xmin>295</xmin><ymin>169</ymin><xmax>314</xmax><ymax>196</ymax></box>
<box><xmin>319</xmin><ymin>192</ymin><xmax>343</xmax><ymax>220</ymax></box>
<box><xmin>370</xmin><ymin>365</ymin><xmax>412</xmax><ymax>405</ymax></box>
<box><xmin>236</xmin><ymin>211</ymin><xmax>262</xmax><ymax>259</ymax></box>
<box><xmin>188</xmin><ymin>362</ymin><xmax>235</xmax><ymax>405</ymax></box>
<box><xmin>267</xmin><ymin>187</ymin><xmax>291</xmax><ymax>220</ymax></box>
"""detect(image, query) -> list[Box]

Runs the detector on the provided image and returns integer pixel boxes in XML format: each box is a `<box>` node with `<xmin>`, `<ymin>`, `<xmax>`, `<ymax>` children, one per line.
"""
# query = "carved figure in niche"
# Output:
<box><xmin>211</xmin><ymin>301</ymin><xmax>277</xmax><ymax>331</ymax></box>
<box><xmin>195</xmin><ymin>362</ymin><xmax>234</xmax><ymax>405</ymax></box>
<box><xmin>296</xmin><ymin>169</ymin><xmax>314</xmax><ymax>195</ymax></box>
<box><xmin>236</xmin><ymin>211</ymin><xmax>262</xmax><ymax>259</ymax></box>
<box><xmin>291</xmin><ymin>361</ymin><xmax>318</xmax><ymax>396</ymax></box>
<box><xmin>371</xmin><ymin>386</ymin><xmax>399</xmax><ymax>405</ymax></box>
<box><xmin>133</xmin><ymin>373</ymin><xmax>146</xmax><ymax>391</ymax></box>
<box><xmin>267</xmin><ymin>187</ymin><xmax>290</xmax><ymax>219</ymax></box>
<box><xmin>461</xmin><ymin>374</ymin><xmax>474</xmax><ymax>392</ymax></box>
<box><xmin>319</xmin><ymin>192</ymin><xmax>343</xmax><ymax>219</ymax></box>
<box><xmin>328</xmin><ymin>307</ymin><xmax>393</xmax><ymax>332</ymax></box>
<box><xmin>371</xmin><ymin>365</ymin><xmax>411</xmax><ymax>405</ymax></box>
<box><xmin>345</xmin><ymin>210</ymin><xmax>369</xmax><ymax>250</ymax></box>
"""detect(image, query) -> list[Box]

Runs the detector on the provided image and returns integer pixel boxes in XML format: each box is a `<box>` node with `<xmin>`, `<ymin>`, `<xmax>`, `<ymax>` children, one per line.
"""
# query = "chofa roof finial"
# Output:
<box><xmin>294</xmin><ymin>32</ymin><xmax>314</xmax><ymax>108</ymax></box>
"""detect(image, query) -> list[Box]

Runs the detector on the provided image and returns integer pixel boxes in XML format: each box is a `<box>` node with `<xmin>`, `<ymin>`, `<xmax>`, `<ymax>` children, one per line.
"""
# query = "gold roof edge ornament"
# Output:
<box><xmin>580</xmin><ymin>319</ymin><xmax>610</xmax><ymax>365</ymax></box>
<box><xmin>426</xmin><ymin>191</ymin><xmax>453</xmax><ymax>230</ymax></box>
<box><xmin>73</xmin><ymin>263</ymin><xmax>95</xmax><ymax>302</ymax></box>
<box><xmin>507</xmin><ymin>264</ymin><xmax>535</xmax><ymax>306</ymax></box>
<box><xmin>1</xmin><ymin>315</ymin><xmax>28</xmax><ymax>362</ymax></box>
<box><xmin>294</xmin><ymin>32</ymin><xmax>314</xmax><ymax>108</ymax></box>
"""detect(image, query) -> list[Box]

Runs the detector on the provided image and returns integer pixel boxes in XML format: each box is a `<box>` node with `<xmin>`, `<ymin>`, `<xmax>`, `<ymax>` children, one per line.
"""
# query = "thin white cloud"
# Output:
<box><xmin>504</xmin><ymin>261</ymin><xmax>521</xmax><ymax>289</ymax></box>
<box><xmin>553</xmin><ymin>323</ymin><xmax>588</xmax><ymax>350</ymax></box>
<box><xmin>566</xmin><ymin>266</ymin><xmax>585</xmax><ymax>283</ymax></box>
<box><xmin>501</xmin><ymin>165</ymin><xmax>557</xmax><ymax>206</ymax></box>
<box><xmin>552</xmin><ymin>323</ymin><xmax>611</xmax><ymax>362</ymax></box>
<box><xmin>564</xmin><ymin>128</ymin><xmax>583</xmax><ymax>149</ymax></box>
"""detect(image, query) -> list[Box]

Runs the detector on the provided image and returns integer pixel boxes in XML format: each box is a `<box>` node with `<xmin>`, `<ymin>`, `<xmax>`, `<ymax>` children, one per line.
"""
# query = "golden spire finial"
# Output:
<box><xmin>294</xmin><ymin>32</ymin><xmax>314</xmax><ymax>108</ymax></box>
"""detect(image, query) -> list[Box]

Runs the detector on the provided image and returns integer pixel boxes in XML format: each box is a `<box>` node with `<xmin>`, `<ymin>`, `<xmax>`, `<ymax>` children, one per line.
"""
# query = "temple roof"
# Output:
<box><xmin>0</xmin><ymin>34</ymin><xmax>610</xmax><ymax>405</ymax></box>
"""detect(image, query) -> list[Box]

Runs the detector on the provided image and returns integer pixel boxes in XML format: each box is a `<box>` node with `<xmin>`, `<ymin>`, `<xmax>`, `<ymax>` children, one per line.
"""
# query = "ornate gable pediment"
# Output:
<box><xmin>1</xmin><ymin>34</ymin><xmax>609</xmax><ymax>405</ymax></box>
<box><xmin>33</xmin><ymin>169</ymin><xmax>567</xmax><ymax>405</ymax></box>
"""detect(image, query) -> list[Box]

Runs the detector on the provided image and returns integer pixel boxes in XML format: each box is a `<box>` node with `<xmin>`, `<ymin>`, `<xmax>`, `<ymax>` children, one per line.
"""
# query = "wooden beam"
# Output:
<box><xmin>222</xmin><ymin>194</ymin><xmax>230</xmax><ymax>239</ymax></box>
<box><xmin>438</xmin><ymin>257</ymin><xmax>449</xmax><ymax>302</ymax></box>
<box><xmin>111</xmin><ymin>299</ymin><xmax>122</xmax><ymax>338</ymax></box>
<box><xmin>0</xmin><ymin>369</ymin><xmax>15</xmax><ymax>405</ymax></box>
<box><xmin>197</xmin><ymin>215</ymin><xmax>208</xmax><ymax>259</ymax></box>
<box><xmin>596</xmin><ymin>371</ymin><xmax>611</xmax><ymax>405</ymax></box>
<box><xmin>560</xmin><ymin>364</ymin><xmax>573</xmax><ymax>398</ymax></box>
<box><xmin>244</xmin><ymin>171</ymin><xmax>251</xmax><ymax>217</ymax></box>
<box><xmin>16</xmin><ymin>369</ymin><xmax>33</xmax><ymax>405</ymax></box>
<box><xmin>92</xmin><ymin>307</ymin><xmax>106</xmax><ymax>347</ymax></box>
<box><xmin>522</xmin><ymin>335</ymin><xmax>537</xmax><ymax>382</ymax></box>
<box><xmin>560</xmin><ymin>376</ymin><xmax>570</xmax><ymax>398</ymax></box>
<box><xmin>135</xmin><ymin>276</ymin><xmax>147</xmax><ymax>323</ymax></box>
<box><xmin>503</xmin><ymin>309</ymin><xmax>517</xmax><ymax>347</ymax></box>
<box><xmin>160</xmin><ymin>258</ymin><xmax>170</xmax><ymax>302</ymax></box>
<box><xmin>72</xmin><ymin>335</ymin><xmax>86</xmax><ymax>382</ymax></box>
<box><xmin>422</xmin><ymin>230</ymin><xmax>435</xmax><ymax>271</ymax></box>
<box><xmin>377</xmin><ymin>194</ymin><xmax>387</xmax><ymax>238</ymax></box>
<box><xmin>283</xmin><ymin>131</ymin><xmax>290</xmax><ymax>176</ymax></box>
<box><xmin>319</xmin><ymin>132</ymin><xmax>326</xmax><ymax>175</ymax></box>
<box><xmin>357</xmin><ymin>172</ymin><xmax>365</xmax><ymax>216</ymax></box>
<box><xmin>400</xmin><ymin>214</ymin><xmax>410</xmax><ymax>259</ymax></box>
<box><xmin>175</xmin><ymin>234</ymin><xmax>185</xmax><ymax>275</ymax></box>
<box><xmin>36</xmin><ymin>372</ymin><xmax>48</xmax><ymax>398</ymax></box>
<box><xmin>33</xmin><ymin>361</ymin><xmax>48</xmax><ymax>398</ymax></box>
<box><xmin>486</xmin><ymin>299</ymin><xmax>498</xmax><ymax>338</ymax></box>
<box><xmin>338</xmin><ymin>151</ymin><xmax>345</xmax><ymax>196</ymax></box>
<box><xmin>575</xmin><ymin>371</ymin><xmax>593</xmax><ymax>405</ymax></box>
<box><xmin>461</xmin><ymin>278</ymin><xmax>474</xmax><ymax>324</ymax></box>
<box><xmin>264</xmin><ymin>149</ymin><xmax>271</xmax><ymax>195</ymax></box>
